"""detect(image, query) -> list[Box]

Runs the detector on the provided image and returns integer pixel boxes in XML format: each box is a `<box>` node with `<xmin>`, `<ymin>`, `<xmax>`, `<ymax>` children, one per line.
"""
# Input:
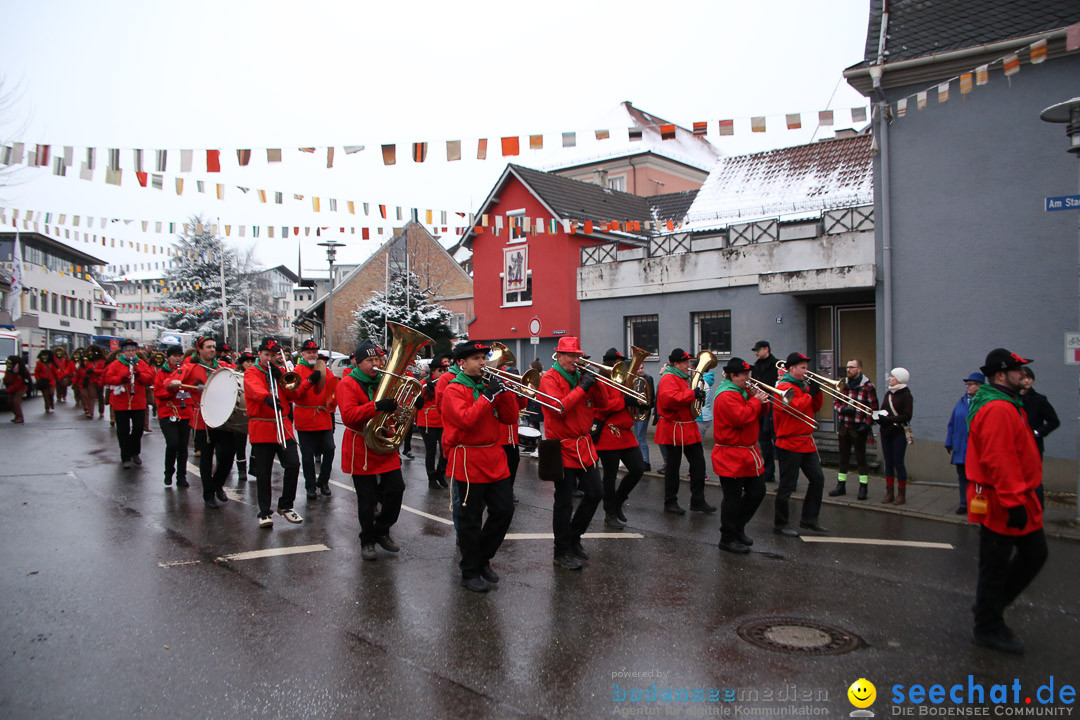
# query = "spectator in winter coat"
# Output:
<box><xmin>1018</xmin><ymin>367</ymin><xmax>1059</xmax><ymax>459</ymax></box>
<box><xmin>876</xmin><ymin>368</ymin><xmax>913</xmax><ymax>505</ymax></box>
<box><xmin>945</xmin><ymin>372</ymin><xmax>984</xmax><ymax>515</ymax></box>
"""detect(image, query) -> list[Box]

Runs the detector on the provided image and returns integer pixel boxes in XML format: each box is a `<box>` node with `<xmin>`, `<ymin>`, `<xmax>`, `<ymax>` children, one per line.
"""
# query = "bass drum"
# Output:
<box><xmin>201</xmin><ymin>369</ymin><xmax>248</xmax><ymax>433</ymax></box>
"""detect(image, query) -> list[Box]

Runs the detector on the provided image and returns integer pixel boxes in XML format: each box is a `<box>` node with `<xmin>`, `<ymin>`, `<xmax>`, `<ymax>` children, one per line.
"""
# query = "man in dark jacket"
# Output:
<box><xmin>750</xmin><ymin>341</ymin><xmax>779</xmax><ymax>482</ymax></box>
<box><xmin>1018</xmin><ymin>367</ymin><xmax>1059</xmax><ymax>458</ymax></box>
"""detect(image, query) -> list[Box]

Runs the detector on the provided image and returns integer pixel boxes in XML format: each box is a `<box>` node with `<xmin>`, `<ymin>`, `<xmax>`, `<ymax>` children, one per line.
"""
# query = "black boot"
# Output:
<box><xmin>828</xmin><ymin>481</ymin><xmax>846</xmax><ymax>497</ymax></box>
<box><xmin>856</xmin><ymin>483</ymin><xmax>868</xmax><ymax>500</ymax></box>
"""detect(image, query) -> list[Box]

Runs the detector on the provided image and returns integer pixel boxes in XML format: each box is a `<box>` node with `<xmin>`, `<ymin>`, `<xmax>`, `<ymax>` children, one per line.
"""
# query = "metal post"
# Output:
<box><xmin>218</xmin><ymin>228</ymin><xmax>228</xmax><ymax>347</ymax></box>
<box><xmin>317</xmin><ymin>240</ymin><xmax>344</xmax><ymax>355</ymax></box>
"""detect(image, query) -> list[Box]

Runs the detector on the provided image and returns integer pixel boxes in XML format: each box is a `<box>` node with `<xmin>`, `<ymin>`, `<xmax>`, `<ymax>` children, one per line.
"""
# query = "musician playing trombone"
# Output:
<box><xmin>102</xmin><ymin>339</ymin><xmax>155</xmax><ymax>469</ymax></box>
<box><xmin>827</xmin><ymin>358</ymin><xmax>879</xmax><ymax>501</ymax></box>
<box><xmin>773</xmin><ymin>352</ymin><xmax>828</xmax><ymax>537</ymax></box>
<box><xmin>155</xmin><ymin>345</ymin><xmax>193</xmax><ymax>487</ymax></box>
<box><xmin>244</xmin><ymin>338</ymin><xmax>304</xmax><ymax>529</ymax></box>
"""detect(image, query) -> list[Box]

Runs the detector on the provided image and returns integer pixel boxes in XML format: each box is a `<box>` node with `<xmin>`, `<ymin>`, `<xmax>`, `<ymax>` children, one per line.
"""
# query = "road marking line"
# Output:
<box><xmin>329</xmin><ymin>479</ymin><xmax>455</xmax><ymax>525</ymax></box>
<box><xmin>157</xmin><ymin>559</ymin><xmax>202</xmax><ymax>568</ymax></box>
<box><xmin>504</xmin><ymin>532</ymin><xmax>645</xmax><ymax>540</ymax></box>
<box><xmin>216</xmin><ymin>544</ymin><xmax>330</xmax><ymax>563</ymax></box>
<box><xmin>799</xmin><ymin>537</ymin><xmax>954</xmax><ymax>549</ymax></box>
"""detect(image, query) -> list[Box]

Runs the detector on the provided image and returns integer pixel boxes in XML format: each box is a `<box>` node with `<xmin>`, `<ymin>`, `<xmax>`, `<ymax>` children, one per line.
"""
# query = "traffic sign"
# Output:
<box><xmin>1045</xmin><ymin>195</ymin><xmax>1080</xmax><ymax>211</ymax></box>
<box><xmin>529</xmin><ymin>317</ymin><xmax>542</xmax><ymax>336</ymax></box>
<box><xmin>1066</xmin><ymin>332</ymin><xmax>1080</xmax><ymax>365</ymax></box>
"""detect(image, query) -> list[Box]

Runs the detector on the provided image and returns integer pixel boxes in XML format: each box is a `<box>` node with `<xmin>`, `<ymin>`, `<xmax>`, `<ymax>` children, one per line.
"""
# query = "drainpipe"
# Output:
<box><xmin>871</xmin><ymin>5</ymin><xmax>893</xmax><ymax>375</ymax></box>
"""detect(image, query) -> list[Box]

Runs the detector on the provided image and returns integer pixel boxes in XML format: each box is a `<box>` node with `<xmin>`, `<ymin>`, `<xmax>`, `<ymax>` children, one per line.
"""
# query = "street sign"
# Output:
<box><xmin>528</xmin><ymin>317</ymin><xmax>542</xmax><ymax>336</ymax></box>
<box><xmin>1045</xmin><ymin>195</ymin><xmax>1080</xmax><ymax>211</ymax></box>
<box><xmin>1066</xmin><ymin>332</ymin><xmax>1080</xmax><ymax>365</ymax></box>
<box><xmin>530</xmin><ymin>336</ymin><xmax>539</xmax><ymax>345</ymax></box>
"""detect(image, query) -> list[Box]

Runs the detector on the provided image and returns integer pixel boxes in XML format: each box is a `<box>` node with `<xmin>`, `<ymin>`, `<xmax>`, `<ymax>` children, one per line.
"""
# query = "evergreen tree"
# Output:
<box><xmin>350</xmin><ymin>271</ymin><xmax>459</xmax><ymax>356</ymax></box>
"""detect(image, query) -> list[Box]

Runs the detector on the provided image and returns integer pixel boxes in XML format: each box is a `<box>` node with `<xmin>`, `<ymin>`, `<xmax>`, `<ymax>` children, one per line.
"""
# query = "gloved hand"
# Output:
<box><xmin>945</xmin><ymin>446</ymin><xmax>953</xmax><ymax>455</ymax></box>
<box><xmin>840</xmin><ymin>405</ymin><xmax>857</xmax><ymax>417</ymax></box>
<box><xmin>806</xmin><ymin>380</ymin><xmax>820</xmax><ymax>396</ymax></box>
<box><xmin>269</xmin><ymin>363</ymin><xmax>283</xmax><ymax>379</ymax></box>
<box><xmin>425</xmin><ymin>378</ymin><xmax>436</xmax><ymax>392</ymax></box>
<box><xmin>308</xmin><ymin>370</ymin><xmax>322</xmax><ymax>385</ymax></box>
<box><xmin>375</xmin><ymin>397</ymin><xmax>398</xmax><ymax>413</ymax></box>
<box><xmin>578</xmin><ymin>373</ymin><xmax>597</xmax><ymax>392</ymax></box>
<box><xmin>263</xmin><ymin>396</ymin><xmax>283</xmax><ymax>411</ymax></box>
<box><xmin>1006</xmin><ymin>505</ymin><xmax>1028</xmax><ymax>529</ymax></box>
<box><xmin>414</xmin><ymin>395</ymin><xmax>426</xmax><ymax>409</ymax></box>
<box><xmin>694</xmin><ymin>388</ymin><xmax>707</xmax><ymax>402</ymax></box>
<box><xmin>855</xmin><ymin>422</ymin><xmax>871</xmax><ymax>434</ymax></box>
<box><xmin>484</xmin><ymin>375</ymin><xmax>504</xmax><ymax>398</ymax></box>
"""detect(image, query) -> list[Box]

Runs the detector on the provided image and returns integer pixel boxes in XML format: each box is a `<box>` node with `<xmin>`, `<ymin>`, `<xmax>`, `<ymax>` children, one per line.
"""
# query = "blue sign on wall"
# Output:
<box><xmin>1045</xmin><ymin>195</ymin><xmax>1080</xmax><ymax>211</ymax></box>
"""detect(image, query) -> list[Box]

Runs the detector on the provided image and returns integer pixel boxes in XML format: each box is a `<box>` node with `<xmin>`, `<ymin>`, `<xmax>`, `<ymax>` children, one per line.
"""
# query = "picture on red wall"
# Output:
<box><xmin>504</xmin><ymin>246</ymin><xmax>527</xmax><ymax>293</ymax></box>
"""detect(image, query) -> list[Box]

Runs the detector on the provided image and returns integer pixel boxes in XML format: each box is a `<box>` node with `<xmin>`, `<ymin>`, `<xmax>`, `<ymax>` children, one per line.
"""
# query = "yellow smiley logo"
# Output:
<box><xmin>848</xmin><ymin>678</ymin><xmax>876</xmax><ymax>708</ymax></box>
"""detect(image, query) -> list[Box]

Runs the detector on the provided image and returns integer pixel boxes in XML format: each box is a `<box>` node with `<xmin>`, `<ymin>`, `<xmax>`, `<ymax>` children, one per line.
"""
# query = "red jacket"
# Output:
<box><xmin>656</xmin><ymin>371</ymin><xmax>701</xmax><ymax>446</ymax></box>
<box><xmin>291</xmin><ymin>363</ymin><xmax>333</xmax><ymax>432</ymax></box>
<box><xmin>86</xmin><ymin>359</ymin><xmax>105</xmax><ymax>385</ymax></box>
<box><xmin>103</xmin><ymin>358</ymin><xmax>156</xmax><ymax>411</ymax></box>
<box><xmin>499</xmin><ymin>394</ymin><xmax>529</xmax><ymax>446</ymax></box>
<box><xmin>416</xmin><ymin>376</ymin><xmax>443</xmax><ymax>429</ymax></box>
<box><xmin>538</xmin><ymin>367</ymin><xmax>599</xmax><ymax>469</ymax></box>
<box><xmin>54</xmin><ymin>358</ymin><xmax>74</xmax><ymax>380</ymax></box>
<box><xmin>244</xmin><ymin>363</ymin><xmax>299</xmax><ymax>444</ymax></box>
<box><xmin>593</xmin><ymin>381</ymin><xmax>638</xmax><ymax>451</ymax></box>
<box><xmin>442</xmin><ymin>380</ymin><xmax>519</xmax><ymax>483</ymax></box>
<box><xmin>774</xmin><ymin>377</ymin><xmax>823</xmax><ymax>452</ymax></box>
<box><xmin>72</xmin><ymin>365</ymin><xmax>85</xmax><ymax>389</ymax></box>
<box><xmin>966</xmin><ymin>397</ymin><xmax>1044</xmax><ymax>535</ymax></box>
<box><xmin>711</xmin><ymin>384</ymin><xmax>767</xmax><ymax>477</ymax></box>
<box><xmin>34</xmin><ymin>362</ymin><xmax>57</xmax><ymax>386</ymax></box>
<box><xmin>153</xmin><ymin>365</ymin><xmax>193</xmax><ymax>420</ymax></box>
<box><xmin>4</xmin><ymin>368</ymin><xmax>27</xmax><ymax>394</ymax></box>
<box><xmin>338</xmin><ymin>372</ymin><xmax>402</xmax><ymax>476</ymax></box>
<box><xmin>181</xmin><ymin>357</ymin><xmax>234</xmax><ymax>431</ymax></box>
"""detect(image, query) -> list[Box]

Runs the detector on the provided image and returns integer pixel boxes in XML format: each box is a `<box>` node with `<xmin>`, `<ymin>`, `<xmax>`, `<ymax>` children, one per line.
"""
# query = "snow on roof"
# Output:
<box><xmin>110</xmin><ymin>270</ymin><xmax>168</xmax><ymax>282</ymax></box>
<box><xmin>682</xmin><ymin>134</ymin><xmax>874</xmax><ymax>232</ymax></box>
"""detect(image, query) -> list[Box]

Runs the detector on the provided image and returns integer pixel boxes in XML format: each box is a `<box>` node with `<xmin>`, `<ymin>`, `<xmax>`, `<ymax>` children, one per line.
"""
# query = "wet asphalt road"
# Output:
<box><xmin>1</xmin><ymin>408</ymin><xmax>1078</xmax><ymax>719</ymax></box>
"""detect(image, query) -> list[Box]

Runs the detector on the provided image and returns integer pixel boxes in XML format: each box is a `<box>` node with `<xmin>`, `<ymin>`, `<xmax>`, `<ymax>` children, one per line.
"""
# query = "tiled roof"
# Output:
<box><xmin>648</xmin><ymin>190</ymin><xmax>698</xmax><ymax>224</ymax></box>
<box><xmin>683</xmin><ymin>134</ymin><xmax>873</xmax><ymax>232</ymax></box>
<box><xmin>860</xmin><ymin>0</ymin><xmax>1080</xmax><ymax>65</ymax></box>
<box><xmin>508</xmin><ymin>164</ymin><xmax>655</xmax><ymax>226</ymax></box>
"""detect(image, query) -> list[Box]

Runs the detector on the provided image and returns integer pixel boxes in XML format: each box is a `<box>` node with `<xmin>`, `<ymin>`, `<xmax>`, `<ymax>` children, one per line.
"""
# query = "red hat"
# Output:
<box><xmin>554</xmin><ymin>337</ymin><xmax>584</xmax><ymax>355</ymax></box>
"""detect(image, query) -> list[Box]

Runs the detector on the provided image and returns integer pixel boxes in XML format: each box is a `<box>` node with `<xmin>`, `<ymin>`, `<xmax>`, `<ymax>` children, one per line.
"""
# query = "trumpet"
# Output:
<box><xmin>487</xmin><ymin>344</ymin><xmax>564</xmax><ymax>412</ymax></box>
<box><xmin>689</xmin><ymin>351</ymin><xmax>718</xmax><ymax>419</ymax></box>
<box><xmin>745</xmin><ymin>377</ymin><xmax>819</xmax><ymax>429</ymax></box>
<box><xmin>274</xmin><ymin>347</ymin><xmax>302</xmax><ymax>392</ymax></box>
<box><xmin>554</xmin><ymin>352</ymin><xmax>650</xmax><ymax>405</ymax></box>
<box><xmin>775</xmin><ymin>360</ymin><xmax>875</xmax><ymax>416</ymax></box>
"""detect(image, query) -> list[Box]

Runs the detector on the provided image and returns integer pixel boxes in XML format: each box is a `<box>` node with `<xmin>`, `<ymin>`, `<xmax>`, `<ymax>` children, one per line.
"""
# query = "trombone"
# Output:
<box><xmin>487</xmin><ymin>343</ymin><xmax>565</xmax><ymax>412</ymax></box>
<box><xmin>555</xmin><ymin>353</ymin><xmax>650</xmax><ymax>405</ymax></box>
<box><xmin>746</xmin><ymin>377</ymin><xmax>819</xmax><ymax>429</ymax></box>
<box><xmin>775</xmin><ymin>361</ymin><xmax>875</xmax><ymax>415</ymax></box>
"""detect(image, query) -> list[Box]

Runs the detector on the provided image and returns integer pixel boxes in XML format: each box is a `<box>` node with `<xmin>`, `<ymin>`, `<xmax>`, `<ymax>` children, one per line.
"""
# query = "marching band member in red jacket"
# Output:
<box><xmin>83</xmin><ymin>346</ymin><xmax>107</xmax><ymax>419</ymax></box>
<box><xmin>966</xmin><ymin>348</ymin><xmax>1047</xmax><ymax>654</ymax></box>
<box><xmin>154</xmin><ymin>345</ymin><xmax>192</xmax><ymax>487</ymax></box>
<box><xmin>338</xmin><ymin>340</ymin><xmax>404</xmax><ymax>561</ymax></box>
<box><xmin>244</xmin><ymin>337</ymin><xmax>303</xmax><ymax>529</ymax></box>
<box><xmin>538</xmin><ymin>336</ymin><xmax>603</xmax><ymax>571</ymax></box>
<box><xmin>418</xmin><ymin>355</ymin><xmax>451</xmax><ymax>489</ymax></box>
<box><xmin>293</xmin><ymin>339</ymin><xmax>335</xmax><ymax>500</ymax></box>
<box><xmin>711</xmin><ymin>358</ymin><xmax>769</xmax><ymax>554</ymax></box>
<box><xmin>773</xmin><ymin>352</ymin><xmax>827</xmax><ymax>537</ymax></box>
<box><xmin>34</xmin><ymin>350</ymin><xmax>57</xmax><ymax>413</ymax></box>
<box><xmin>182</xmin><ymin>336</ymin><xmax>236</xmax><ymax>510</ymax></box>
<box><xmin>593</xmin><ymin>348</ymin><xmax>646</xmax><ymax>530</ymax></box>
<box><xmin>54</xmin><ymin>350</ymin><xmax>74</xmax><ymax>404</ymax></box>
<box><xmin>232</xmin><ymin>351</ymin><xmax>257</xmax><ymax>479</ymax></box>
<box><xmin>656</xmin><ymin>348</ymin><xmax>716</xmax><ymax>515</ymax></box>
<box><xmin>443</xmin><ymin>341</ymin><xmax>521</xmax><ymax>592</ymax></box>
<box><xmin>103</xmin><ymin>340</ymin><xmax>156</xmax><ymax>468</ymax></box>
<box><xmin>496</xmin><ymin>364</ymin><xmax>529</xmax><ymax>506</ymax></box>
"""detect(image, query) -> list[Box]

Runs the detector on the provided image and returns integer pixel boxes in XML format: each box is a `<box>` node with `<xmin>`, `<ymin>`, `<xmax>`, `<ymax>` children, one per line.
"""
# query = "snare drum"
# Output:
<box><xmin>517</xmin><ymin>426</ymin><xmax>541</xmax><ymax>440</ymax></box>
<box><xmin>201</xmin><ymin>369</ymin><xmax>248</xmax><ymax>433</ymax></box>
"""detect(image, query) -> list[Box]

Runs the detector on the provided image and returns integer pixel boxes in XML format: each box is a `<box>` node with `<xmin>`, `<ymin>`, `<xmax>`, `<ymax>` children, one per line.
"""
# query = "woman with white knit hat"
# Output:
<box><xmin>876</xmin><ymin>368</ymin><xmax>914</xmax><ymax>504</ymax></box>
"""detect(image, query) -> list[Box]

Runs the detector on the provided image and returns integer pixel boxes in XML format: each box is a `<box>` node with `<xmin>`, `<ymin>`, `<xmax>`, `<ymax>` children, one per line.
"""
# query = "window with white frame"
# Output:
<box><xmin>693</xmin><ymin>310</ymin><xmax>731</xmax><ymax>356</ymax></box>
<box><xmin>502</xmin><ymin>270</ymin><xmax>532</xmax><ymax>306</ymax></box>
<box><xmin>608</xmin><ymin>175</ymin><xmax>626</xmax><ymax>192</ymax></box>
<box><xmin>625</xmin><ymin>315</ymin><xmax>659</xmax><ymax>357</ymax></box>
<box><xmin>507</xmin><ymin>208</ymin><xmax>527</xmax><ymax>245</ymax></box>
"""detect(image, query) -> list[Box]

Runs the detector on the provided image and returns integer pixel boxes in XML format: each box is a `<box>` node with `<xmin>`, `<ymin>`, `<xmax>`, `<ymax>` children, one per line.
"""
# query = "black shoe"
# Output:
<box><xmin>956</xmin><ymin>505</ymin><xmax>967</xmax><ymax>515</ymax></box>
<box><xmin>428</xmin><ymin>480</ymin><xmax>441</xmax><ymax>489</ymax></box>
<box><xmin>204</xmin><ymin>498</ymin><xmax>221</xmax><ymax>510</ymax></box>
<box><xmin>461</xmin><ymin>576</ymin><xmax>491</xmax><ymax>593</ymax></box>
<box><xmin>553</xmin><ymin>553</ymin><xmax>583</xmax><ymax>570</ymax></box>
<box><xmin>774</xmin><ymin>526</ymin><xmax>798</xmax><ymax>537</ymax></box>
<box><xmin>248</xmin><ymin>463</ymin><xmax>257</xmax><ymax>477</ymax></box>
<box><xmin>762</xmin><ymin>476</ymin><xmax>775</xmax><ymax>483</ymax></box>
<box><xmin>319</xmin><ymin>484</ymin><xmax>331</xmax><ymax>497</ymax></box>
<box><xmin>570</xmin><ymin>540</ymin><xmax>589</xmax><ymax>560</ymax></box>
<box><xmin>737</xmin><ymin>533</ymin><xmax>754</xmax><ymax>547</ymax></box>
<box><xmin>604</xmin><ymin>514</ymin><xmax>626</xmax><ymax>529</ymax></box>
<box><xmin>657</xmin><ymin>465</ymin><xmax>666</xmax><ymax>475</ymax></box>
<box><xmin>376</xmin><ymin>535</ymin><xmax>400</xmax><ymax>553</ymax></box>
<box><xmin>437</xmin><ymin>477</ymin><xmax>448</xmax><ymax>489</ymax></box>
<box><xmin>799</xmin><ymin>522</ymin><xmax>829</xmax><ymax>533</ymax></box>
<box><xmin>215</xmin><ymin>490</ymin><xmax>228</xmax><ymax>503</ymax></box>
<box><xmin>361</xmin><ymin>544</ymin><xmax>377</xmax><ymax>561</ymax></box>
<box><xmin>164</xmin><ymin>475</ymin><xmax>173</xmax><ymax>486</ymax></box>
<box><xmin>307</xmin><ymin>491</ymin><xmax>318</xmax><ymax>500</ymax></box>
<box><xmin>132</xmin><ymin>455</ymin><xmax>142</xmax><ymax>466</ymax></box>
<box><xmin>719</xmin><ymin>539</ymin><xmax>750</xmax><ymax>554</ymax></box>
<box><xmin>122</xmin><ymin>460</ymin><xmax>132</xmax><ymax>469</ymax></box>
<box><xmin>690</xmin><ymin>502</ymin><xmax>718</xmax><ymax>514</ymax></box>
<box><xmin>973</xmin><ymin>629</ymin><xmax>1024</xmax><ymax>655</ymax></box>
<box><xmin>857</xmin><ymin>484</ymin><xmax>868</xmax><ymax>501</ymax></box>
<box><xmin>177</xmin><ymin>477</ymin><xmax>189</xmax><ymax>488</ymax></box>
<box><xmin>664</xmin><ymin>503</ymin><xmax>686</xmax><ymax>515</ymax></box>
<box><xmin>616</xmin><ymin>503</ymin><xmax>628</xmax><ymax>523</ymax></box>
<box><xmin>480</xmin><ymin>565</ymin><xmax>500</xmax><ymax>584</ymax></box>
<box><xmin>571</xmin><ymin>489</ymin><xmax>584</xmax><ymax>498</ymax></box>
<box><xmin>402</xmin><ymin>451</ymin><xmax>414</xmax><ymax>460</ymax></box>
<box><xmin>828</xmin><ymin>483</ymin><xmax>846</xmax><ymax>497</ymax></box>
<box><xmin>644</xmin><ymin>463</ymin><xmax>651</xmax><ymax>472</ymax></box>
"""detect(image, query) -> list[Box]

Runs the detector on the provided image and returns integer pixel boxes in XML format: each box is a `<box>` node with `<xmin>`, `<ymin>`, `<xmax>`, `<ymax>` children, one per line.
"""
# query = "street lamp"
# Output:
<box><xmin>316</xmin><ymin>239</ymin><xmax>346</xmax><ymax>356</ymax></box>
<box><xmin>1040</xmin><ymin>97</ymin><xmax>1080</xmax><ymax>524</ymax></box>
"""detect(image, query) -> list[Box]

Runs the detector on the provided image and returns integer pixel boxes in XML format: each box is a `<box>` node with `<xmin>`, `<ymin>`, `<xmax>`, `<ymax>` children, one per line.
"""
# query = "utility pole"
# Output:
<box><xmin>317</xmin><ymin>239</ymin><xmax>345</xmax><ymax>355</ymax></box>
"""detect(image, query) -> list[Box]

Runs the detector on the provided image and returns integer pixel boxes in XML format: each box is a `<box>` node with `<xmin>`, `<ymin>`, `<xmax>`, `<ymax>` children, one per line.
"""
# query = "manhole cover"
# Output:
<box><xmin>737</xmin><ymin>617</ymin><xmax>864</xmax><ymax>656</ymax></box>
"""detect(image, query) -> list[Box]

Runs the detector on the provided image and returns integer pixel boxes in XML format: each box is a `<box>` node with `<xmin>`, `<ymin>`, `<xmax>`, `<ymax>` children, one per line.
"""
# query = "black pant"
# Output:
<box><xmin>837</xmin><ymin>425</ymin><xmax>870</xmax><ymax>475</ymax></box>
<box><xmin>251</xmin><ymin>439</ymin><xmax>300</xmax><ymax>517</ymax></box>
<box><xmin>661</xmin><ymin>442</ymin><xmax>707</xmax><ymax>506</ymax></box>
<box><xmin>194</xmin><ymin>428</ymin><xmax>208</xmax><ymax>458</ymax></box>
<box><xmin>956</xmin><ymin>464</ymin><xmax>968</xmax><ymax>507</ymax></box>
<box><xmin>881</xmin><ymin>431</ymin><xmax>907</xmax><ymax>482</ymax></box>
<box><xmin>758</xmin><ymin>412</ymin><xmax>776</xmax><ymax>482</ymax></box>
<box><xmin>455</xmin><ymin>477</ymin><xmax>514</xmax><ymax>579</ymax></box>
<box><xmin>159</xmin><ymin>417</ymin><xmax>190</xmax><ymax>480</ymax></box>
<box><xmin>719</xmin><ymin>475</ymin><xmax>766</xmax><ymax>542</ymax></box>
<box><xmin>504</xmin><ymin>443</ymin><xmax>520</xmax><ymax>491</ymax></box>
<box><xmin>420</xmin><ymin>426</ymin><xmax>447</xmax><ymax>481</ymax></box>
<box><xmin>352</xmin><ymin>469</ymin><xmax>405</xmax><ymax>545</ymax></box>
<box><xmin>598</xmin><ymin>445</ymin><xmax>645</xmax><ymax>514</ymax></box>
<box><xmin>974</xmin><ymin>526</ymin><xmax>1048</xmax><ymax>635</ymax></box>
<box><xmin>553</xmin><ymin>464</ymin><xmax>602</xmax><ymax>555</ymax></box>
<box><xmin>199</xmin><ymin>427</ymin><xmax>236</xmax><ymax>501</ymax></box>
<box><xmin>401</xmin><ymin>421</ymin><xmax>415</xmax><ymax>455</ymax></box>
<box><xmin>115</xmin><ymin>409</ymin><xmax>146</xmax><ymax>461</ymax></box>
<box><xmin>298</xmin><ymin>429</ymin><xmax>336</xmax><ymax>491</ymax></box>
<box><xmin>774</xmin><ymin>447</ymin><xmax>825</xmax><ymax>527</ymax></box>
<box><xmin>235</xmin><ymin>433</ymin><xmax>248</xmax><ymax>464</ymax></box>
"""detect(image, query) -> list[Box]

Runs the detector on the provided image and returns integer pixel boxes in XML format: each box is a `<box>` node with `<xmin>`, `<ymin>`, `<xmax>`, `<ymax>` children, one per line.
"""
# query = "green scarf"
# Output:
<box><xmin>553</xmin><ymin>361</ymin><xmax>582</xmax><ymax>389</ymax></box>
<box><xmin>451</xmin><ymin>371</ymin><xmax>485</xmax><ymax>400</ymax></box>
<box><xmin>448</xmin><ymin>364</ymin><xmax>461</xmax><ymax>378</ymax></box>
<box><xmin>297</xmin><ymin>357</ymin><xmax>315</xmax><ymax>369</ymax></box>
<box><xmin>780</xmin><ymin>372</ymin><xmax>808</xmax><ymax>392</ymax></box>
<box><xmin>967</xmin><ymin>383</ymin><xmax>1022</xmax><ymax>427</ymax></box>
<box><xmin>348</xmin><ymin>366</ymin><xmax>380</xmax><ymax>397</ymax></box>
<box><xmin>662</xmin><ymin>365</ymin><xmax>689</xmax><ymax>380</ymax></box>
<box><xmin>256</xmin><ymin>359</ymin><xmax>277</xmax><ymax>382</ymax></box>
<box><xmin>196</xmin><ymin>356</ymin><xmax>220</xmax><ymax>371</ymax></box>
<box><xmin>716</xmin><ymin>378</ymin><xmax>748</xmax><ymax>400</ymax></box>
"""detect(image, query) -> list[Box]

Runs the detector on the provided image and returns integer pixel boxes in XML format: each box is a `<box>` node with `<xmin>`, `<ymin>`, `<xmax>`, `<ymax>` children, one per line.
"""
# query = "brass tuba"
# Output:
<box><xmin>362</xmin><ymin>322</ymin><xmax>433</xmax><ymax>454</ymax></box>
<box><xmin>689</xmin><ymin>350</ymin><xmax>718</xmax><ymax>419</ymax></box>
<box><xmin>625</xmin><ymin>345</ymin><xmax>652</xmax><ymax>422</ymax></box>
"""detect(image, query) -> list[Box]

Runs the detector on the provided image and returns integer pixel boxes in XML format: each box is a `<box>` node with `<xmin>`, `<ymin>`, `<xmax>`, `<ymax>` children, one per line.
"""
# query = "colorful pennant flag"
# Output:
<box><xmin>412</xmin><ymin>142</ymin><xmax>427</xmax><ymax>163</ymax></box>
<box><xmin>381</xmin><ymin>144</ymin><xmax>396</xmax><ymax>166</ymax></box>
<box><xmin>937</xmin><ymin>81</ymin><xmax>949</xmax><ymax>103</ymax></box>
<box><xmin>477</xmin><ymin>138</ymin><xmax>488</xmax><ymax>160</ymax></box>
<box><xmin>750</xmin><ymin>117</ymin><xmax>766</xmax><ymax>133</ymax></box>
<box><xmin>1030</xmin><ymin>38</ymin><xmax>1047</xmax><ymax>64</ymax></box>
<box><xmin>718</xmin><ymin>119</ymin><xmax>734</xmax><ymax>136</ymax></box>
<box><xmin>529</xmin><ymin>134</ymin><xmax>543</xmax><ymax>150</ymax></box>
<box><xmin>785</xmin><ymin>114</ymin><xmax>801</xmax><ymax>130</ymax></box>
<box><xmin>660</xmin><ymin>124</ymin><xmax>676</xmax><ymax>140</ymax></box>
<box><xmin>206</xmin><ymin>150</ymin><xmax>221</xmax><ymax>172</ymax></box>
<box><xmin>1003</xmin><ymin>53</ymin><xmax>1020</xmax><ymax>77</ymax></box>
<box><xmin>501</xmin><ymin>137</ymin><xmax>519</xmax><ymax>156</ymax></box>
<box><xmin>446</xmin><ymin>140</ymin><xmax>461</xmax><ymax>162</ymax></box>
<box><xmin>562</xmin><ymin>132</ymin><xmax>576</xmax><ymax>147</ymax></box>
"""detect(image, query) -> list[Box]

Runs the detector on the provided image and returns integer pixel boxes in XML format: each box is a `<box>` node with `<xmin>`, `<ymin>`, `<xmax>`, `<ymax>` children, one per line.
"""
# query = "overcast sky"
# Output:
<box><xmin>0</xmin><ymin>0</ymin><xmax>872</xmax><ymax>276</ymax></box>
